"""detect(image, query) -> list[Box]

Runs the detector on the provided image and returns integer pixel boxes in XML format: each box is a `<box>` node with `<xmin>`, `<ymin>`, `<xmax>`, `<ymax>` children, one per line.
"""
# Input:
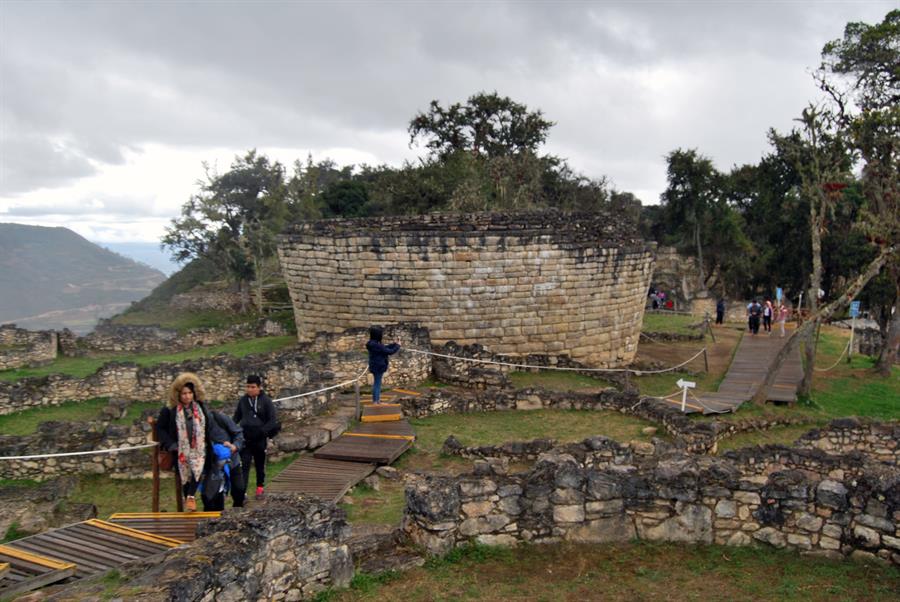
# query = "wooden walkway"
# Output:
<box><xmin>107</xmin><ymin>512</ymin><xmax>221</xmax><ymax>543</ymax></box>
<box><xmin>0</xmin><ymin>545</ymin><xmax>76</xmax><ymax>598</ymax></box>
<box><xmin>661</xmin><ymin>333</ymin><xmax>803</xmax><ymax>414</ymax></box>
<box><xmin>267</xmin><ymin>389</ymin><xmax>418</xmax><ymax>501</ymax></box>
<box><xmin>3</xmin><ymin>519</ymin><xmax>180</xmax><ymax>583</ymax></box>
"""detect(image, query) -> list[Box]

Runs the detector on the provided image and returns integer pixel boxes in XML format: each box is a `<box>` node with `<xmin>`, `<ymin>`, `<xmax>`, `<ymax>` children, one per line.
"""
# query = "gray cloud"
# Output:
<box><xmin>1</xmin><ymin>0</ymin><xmax>895</xmax><ymax>205</ymax></box>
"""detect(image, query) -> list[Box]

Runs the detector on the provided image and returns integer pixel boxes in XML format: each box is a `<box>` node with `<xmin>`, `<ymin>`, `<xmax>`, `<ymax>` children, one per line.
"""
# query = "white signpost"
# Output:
<box><xmin>848</xmin><ymin>301</ymin><xmax>861</xmax><ymax>361</ymax></box>
<box><xmin>676</xmin><ymin>377</ymin><xmax>697</xmax><ymax>412</ymax></box>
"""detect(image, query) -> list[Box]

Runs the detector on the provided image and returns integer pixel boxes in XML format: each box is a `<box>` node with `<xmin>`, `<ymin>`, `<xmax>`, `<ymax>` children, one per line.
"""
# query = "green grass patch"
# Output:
<box><xmin>509</xmin><ymin>371</ymin><xmax>616</xmax><ymax>391</ymax></box>
<box><xmin>642</xmin><ymin>313</ymin><xmax>700</xmax><ymax>336</ymax></box>
<box><xmin>325</xmin><ymin>541</ymin><xmax>900</xmax><ymax>601</ymax></box>
<box><xmin>0</xmin><ymin>397</ymin><xmax>110</xmax><ymax>436</ymax></box>
<box><xmin>716</xmin><ymin>423</ymin><xmax>828</xmax><ymax>452</ymax></box>
<box><xmin>111</xmin><ymin>308</ymin><xmax>255</xmax><ymax>332</ymax></box>
<box><xmin>0</xmin><ymin>335</ymin><xmax>297</xmax><ymax>382</ymax></box>
<box><xmin>340</xmin><ymin>480</ymin><xmax>406</xmax><ymax>526</ymax></box>
<box><xmin>0</xmin><ymin>478</ymin><xmax>40</xmax><ymax>488</ymax></box>
<box><xmin>1</xmin><ymin>522</ymin><xmax>27</xmax><ymax>543</ymax></box>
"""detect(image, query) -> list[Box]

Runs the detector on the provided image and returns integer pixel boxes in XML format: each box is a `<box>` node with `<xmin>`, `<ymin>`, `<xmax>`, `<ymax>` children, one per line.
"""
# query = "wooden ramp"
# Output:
<box><xmin>675</xmin><ymin>333</ymin><xmax>803</xmax><ymax>414</ymax></box>
<box><xmin>0</xmin><ymin>545</ymin><xmax>76</xmax><ymax>598</ymax></box>
<box><xmin>314</xmin><ymin>435</ymin><xmax>412</xmax><ymax>464</ymax></box>
<box><xmin>360</xmin><ymin>404</ymin><xmax>403</xmax><ymax>423</ymax></box>
<box><xmin>266</xmin><ymin>456</ymin><xmax>375</xmax><ymax>503</ymax></box>
<box><xmin>5</xmin><ymin>519</ymin><xmax>180</xmax><ymax>580</ymax></box>
<box><xmin>107</xmin><ymin>512</ymin><xmax>221</xmax><ymax>543</ymax></box>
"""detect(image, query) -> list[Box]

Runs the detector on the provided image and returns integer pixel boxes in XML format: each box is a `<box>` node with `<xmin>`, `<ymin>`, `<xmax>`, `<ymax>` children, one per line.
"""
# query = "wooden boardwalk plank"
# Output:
<box><xmin>5</xmin><ymin>521</ymin><xmax>177</xmax><ymax>580</ymax></box>
<box><xmin>694</xmin><ymin>332</ymin><xmax>803</xmax><ymax>414</ymax></box>
<box><xmin>107</xmin><ymin>513</ymin><xmax>221</xmax><ymax>543</ymax></box>
<box><xmin>352</xmin><ymin>421</ymin><xmax>416</xmax><ymax>438</ymax></box>
<box><xmin>266</xmin><ymin>456</ymin><xmax>375</xmax><ymax>503</ymax></box>
<box><xmin>314</xmin><ymin>433</ymin><xmax>412</xmax><ymax>464</ymax></box>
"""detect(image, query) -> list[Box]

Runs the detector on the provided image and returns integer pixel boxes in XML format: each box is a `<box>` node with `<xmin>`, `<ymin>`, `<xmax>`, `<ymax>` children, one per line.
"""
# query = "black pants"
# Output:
<box><xmin>763</xmin><ymin>315</ymin><xmax>772</xmax><ymax>331</ymax></box>
<box><xmin>749</xmin><ymin>316</ymin><xmax>760</xmax><ymax>334</ymax></box>
<box><xmin>240</xmin><ymin>439</ymin><xmax>267</xmax><ymax>488</ymax></box>
<box><xmin>716</xmin><ymin>310</ymin><xmax>724</xmax><ymax>325</ymax></box>
<box><xmin>231</xmin><ymin>463</ymin><xmax>246</xmax><ymax>507</ymax></box>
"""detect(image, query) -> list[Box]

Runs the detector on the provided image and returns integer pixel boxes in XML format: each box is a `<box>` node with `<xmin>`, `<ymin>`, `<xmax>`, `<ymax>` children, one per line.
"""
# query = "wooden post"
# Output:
<box><xmin>703</xmin><ymin>348</ymin><xmax>709</xmax><ymax>373</ymax></box>
<box><xmin>705</xmin><ymin>312</ymin><xmax>716</xmax><ymax>343</ymax></box>
<box><xmin>354</xmin><ymin>379</ymin><xmax>361</xmax><ymax>421</ymax></box>
<box><xmin>148</xmin><ymin>417</ymin><xmax>160</xmax><ymax>513</ymax></box>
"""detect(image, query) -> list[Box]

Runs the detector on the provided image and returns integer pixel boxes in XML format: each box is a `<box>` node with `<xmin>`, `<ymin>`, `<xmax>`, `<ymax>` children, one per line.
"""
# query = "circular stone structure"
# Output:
<box><xmin>278</xmin><ymin>211</ymin><xmax>655</xmax><ymax>367</ymax></box>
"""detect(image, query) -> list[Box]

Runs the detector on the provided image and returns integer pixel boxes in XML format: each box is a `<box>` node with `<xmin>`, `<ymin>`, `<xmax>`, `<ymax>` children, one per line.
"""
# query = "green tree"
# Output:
<box><xmin>820</xmin><ymin>9</ymin><xmax>900</xmax><ymax>374</ymax></box>
<box><xmin>409</xmin><ymin>92</ymin><xmax>555</xmax><ymax>159</ymax></box>
<box><xmin>162</xmin><ymin>150</ymin><xmax>288</xmax><ymax>313</ymax></box>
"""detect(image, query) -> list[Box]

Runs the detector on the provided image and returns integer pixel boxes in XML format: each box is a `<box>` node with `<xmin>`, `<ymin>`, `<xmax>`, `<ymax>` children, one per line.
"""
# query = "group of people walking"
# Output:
<box><xmin>715</xmin><ymin>297</ymin><xmax>791</xmax><ymax>337</ymax></box>
<box><xmin>746</xmin><ymin>298</ymin><xmax>790</xmax><ymax>337</ymax></box>
<box><xmin>155</xmin><ymin>325</ymin><xmax>401</xmax><ymax>511</ymax></box>
<box><xmin>156</xmin><ymin>373</ymin><xmax>278</xmax><ymax>512</ymax></box>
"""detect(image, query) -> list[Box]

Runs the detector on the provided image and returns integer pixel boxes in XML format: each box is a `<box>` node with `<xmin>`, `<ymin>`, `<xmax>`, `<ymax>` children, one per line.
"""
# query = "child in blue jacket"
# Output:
<box><xmin>366</xmin><ymin>326</ymin><xmax>400</xmax><ymax>404</ymax></box>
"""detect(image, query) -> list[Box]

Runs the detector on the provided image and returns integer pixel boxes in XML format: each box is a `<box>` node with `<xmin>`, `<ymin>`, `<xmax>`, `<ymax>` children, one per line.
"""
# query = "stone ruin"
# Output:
<box><xmin>278</xmin><ymin>211</ymin><xmax>656</xmax><ymax>368</ymax></box>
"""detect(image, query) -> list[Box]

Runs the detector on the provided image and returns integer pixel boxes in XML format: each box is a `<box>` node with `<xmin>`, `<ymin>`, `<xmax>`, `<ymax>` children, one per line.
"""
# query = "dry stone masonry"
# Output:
<box><xmin>0</xmin><ymin>323</ymin><xmax>430</xmax><ymax>417</ymax></box>
<box><xmin>0</xmin><ymin>324</ymin><xmax>58</xmax><ymax>370</ymax></box>
<box><xmin>404</xmin><ymin>435</ymin><xmax>900</xmax><ymax>565</ymax></box>
<box><xmin>279</xmin><ymin>211</ymin><xmax>655</xmax><ymax>368</ymax></box>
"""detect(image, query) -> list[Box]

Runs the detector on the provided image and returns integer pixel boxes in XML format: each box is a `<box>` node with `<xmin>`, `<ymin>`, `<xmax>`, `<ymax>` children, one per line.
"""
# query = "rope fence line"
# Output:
<box><xmin>272</xmin><ymin>367</ymin><xmax>369</xmax><ymax>403</ymax></box>
<box><xmin>813</xmin><ymin>340</ymin><xmax>851</xmax><ymax>372</ymax></box>
<box><xmin>1</xmin><ymin>370</ymin><xmax>371</xmax><ymax>461</ymax></box>
<box><xmin>404</xmin><ymin>347</ymin><xmax>707</xmax><ymax>376</ymax></box>
<box><xmin>0</xmin><ymin>443</ymin><xmax>158</xmax><ymax>461</ymax></box>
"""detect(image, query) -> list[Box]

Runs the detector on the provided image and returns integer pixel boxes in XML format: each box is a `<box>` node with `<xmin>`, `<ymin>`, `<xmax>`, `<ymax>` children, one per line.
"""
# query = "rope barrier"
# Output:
<box><xmin>813</xmin><ymin>340</ymin><xmax>852</xmax><ymax>372</ymax></box>
<box><xmin>272</xmin><ymin>367</ymin><xmax>369</xmax><ymax>403</ymax></box>
<box><xmin>1</xmin><ymin>369</ymin><xmax>371</xmax><ymax>461</ymax></box>
<box><xmin>404</xmin><ymin>347</ymin><xmax>707</xmax><ymax>376</ymax></box>
<box><xmin>0</xmin><ymin>443</ymin><xmax>158</xmax><ymax>461</ymax></box>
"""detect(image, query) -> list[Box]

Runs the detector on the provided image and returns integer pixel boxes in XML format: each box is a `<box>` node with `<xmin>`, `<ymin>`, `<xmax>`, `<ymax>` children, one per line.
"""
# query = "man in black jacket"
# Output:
<box><xmin>233</xmin><ymin>374</ymin><xmax>277</xmax><ymax>501</ymax></box>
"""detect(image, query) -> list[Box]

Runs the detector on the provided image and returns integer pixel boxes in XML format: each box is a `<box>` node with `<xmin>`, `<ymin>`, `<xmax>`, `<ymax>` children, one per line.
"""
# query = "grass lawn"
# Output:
<box><xmin>641</xmin><ymin>312</ymin><xmax>702</xmax><ymax>336</ymax></box>
<box><xmin>110</xmin><ymin>308</ymin><xmax>256</xmax><ymax>332</ymax></box>
<box><xmin>0</xmin><ymin>398</ymin><xmax>111</xmax><ymax>436</ymax></box>
<box><xmin>508</xmin><ymin>370</ymin><xmax>617</xmax><ymax>391</ymax></box>
<box><xmin>319</xmin><ymin>541</ymin><xmax>900</xmax><ymax>602</ymax></box>
<box><xmin>340</xmin><ymin>480</ymin><xmax>406</xmax><ymax>526</ymax></box>
<box><xmin>0</xmin><ymin>335</ymin><xmax>297</xmax><ymax>382</ymax></box>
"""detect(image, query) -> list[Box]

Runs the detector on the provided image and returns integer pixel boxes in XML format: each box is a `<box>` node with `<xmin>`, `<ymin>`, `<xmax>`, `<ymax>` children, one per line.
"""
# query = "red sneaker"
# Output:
<box><xmin>255</xmin><ymin>486</ymin><xmax>264</xmax><ymax>500</ymax></box>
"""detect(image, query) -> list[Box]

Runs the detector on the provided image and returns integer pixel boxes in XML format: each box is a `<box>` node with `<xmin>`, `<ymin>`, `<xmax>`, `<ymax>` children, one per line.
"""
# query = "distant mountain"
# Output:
<box><xmin>0</xmin><ymin>223</ymin><xmax>166</xmax><ymax>333</ymax></box>
<box><xmin>96</xmin><ymin>242</ymin><xmax>181</xmax><ymax>276</ymax></box>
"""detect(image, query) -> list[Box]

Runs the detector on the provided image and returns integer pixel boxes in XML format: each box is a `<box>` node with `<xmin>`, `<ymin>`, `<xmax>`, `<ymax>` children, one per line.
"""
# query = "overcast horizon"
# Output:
<box><xmin>0</xmin><ymin>1</ymin><xmax>894</xmax><ymax>244</ymax></box>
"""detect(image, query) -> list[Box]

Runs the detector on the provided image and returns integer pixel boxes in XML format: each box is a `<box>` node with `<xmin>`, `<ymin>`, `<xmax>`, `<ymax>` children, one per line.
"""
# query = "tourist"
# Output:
<box><xmin>205</xmin><ymin>411</ymin><xmax>245</xmax><ymax>509</ymax></box>
<box><xmin>233</xmin><ymin>374</ymin><xmax>278</xmax><ymax>501</ymax></box>
<box><xmin>156</xmin><ymin>372</ymin><xmax>230</xmax><ymax>512</ymax></box>
<box><xmin>777</xmin><ymin>303</ymin><xmax>790</xmax><ymax>338</ymax></box>
<box><xmin>763</xmin><ymin>298</ymin><xmax>774</xmax><ymax>333</ymax></box>
<box><xmin>715</xmin><ymin>298</ymin><xmax>725</xmax><ymax>325</ymax></box>
<box><xmin>366</xmin><ymin>325</ymin><xmax>400</xmax><ymax>404</ymax></box>
<box><xmin>747</xmin><ymin>299</ymin><xmax>762</xmax><ymax>335</ymax></box>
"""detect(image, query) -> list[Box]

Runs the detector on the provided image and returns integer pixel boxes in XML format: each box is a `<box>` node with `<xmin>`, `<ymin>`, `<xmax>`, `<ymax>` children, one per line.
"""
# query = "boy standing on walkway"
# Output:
<box><xmin>233</xmin><ymin>374</ymin><xmax>278</xmax><ymax>501</ymax></box>
<box><xmin>366</xmin><ymin>326</ymin><xmax>400</xmax><ymax>404</ymax></box>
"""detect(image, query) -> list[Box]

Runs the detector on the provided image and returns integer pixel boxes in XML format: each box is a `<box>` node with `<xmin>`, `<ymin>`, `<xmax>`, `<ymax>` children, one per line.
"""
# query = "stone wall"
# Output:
<box><xmin>795</xmin><ymin>418</ymin><xmax>899</xmax><ymax>465</ymax></box>
<box><xmin>50</xmin><ymin>495</ymin><xmax>353</xmax><ymax>601</ymax></box>
<box><xmin>0</xmin><ymin>405</ymin><xmax>153</xmax><ymax>481</ymax></box>
<box><xmin>0</xmin><ymin>323</ymin><xmax>431</xmax><ymax>417</ymax></box>
<box><xmin>279</xmin><ymin>211</ymin><xmax>655</xmax><ymax>368</ymax></box>
<box><xmin>64</xmin><ymin>318</ymin><xmax>287</xmax><ymax>355</ymax></box>
<box><xmin>650</xmin><ymin>246</ymin><xmax>704</xmax><ymax>308</ymax></box>
<box><xmin>0</xmin><ymin>324</ymin><xmax>58</xmax><ymax>370</ymax></box>
<box><xmin>404</xmin><ymin>437</ymin><xmax>900</xmax><ymax>565</ymax></box>
<box><xmin>169</xmin><ymin>289</ymin><xmax>245</xmax><ymax>312</ymax></box>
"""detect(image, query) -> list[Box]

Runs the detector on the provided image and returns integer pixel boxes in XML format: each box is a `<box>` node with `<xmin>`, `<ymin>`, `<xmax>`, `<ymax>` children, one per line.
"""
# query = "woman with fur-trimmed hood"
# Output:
<box><xmin>156</xmin><ymin>372</ymin><xmax>228</xmax><ymax>511</ymax></box>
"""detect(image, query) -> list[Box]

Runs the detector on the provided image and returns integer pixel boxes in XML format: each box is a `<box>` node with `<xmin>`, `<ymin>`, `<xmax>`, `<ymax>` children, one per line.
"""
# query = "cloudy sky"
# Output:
<box><xmin>0</xmin><ymin>0</ymin><xmax>894</xmax><ymax>245</ymax></box>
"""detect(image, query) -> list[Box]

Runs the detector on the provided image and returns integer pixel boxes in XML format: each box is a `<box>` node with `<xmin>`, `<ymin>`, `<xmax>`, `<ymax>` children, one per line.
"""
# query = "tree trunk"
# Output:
<box><xmin>695</xmin><ymin>221</ymin><xmax>705</xmax><ymax>290</ymax></box>
<box><xmin>254</xmin><ymin>256</ymin><xmax>264</xmax><ymax>315</ymax></box>
<box><xmin>798</xmin><ymin>321</ymin><xmax>819</xmax><ymax>398</ymax></box>
<box><xmin>751</xmin><ymin>245</ymin><xmax>896</xmax><ymax>404</ymax></box>
<box><xmin>876</xmin><ymin>289</ymin><xmax>900</xmax><ymax>375</ymax></box>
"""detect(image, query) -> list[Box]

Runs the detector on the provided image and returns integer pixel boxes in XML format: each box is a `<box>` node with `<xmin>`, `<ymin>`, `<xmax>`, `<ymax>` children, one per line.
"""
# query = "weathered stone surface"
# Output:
<box><xmin>553</xmin><ymin>505</ymin><xmax>586</xmax><ymax>523</ymax></box>
<box><xmin>816</xmin><ymin>480</ymin><xmax>849</xmax><ymax>510</ymax></box>
<box><xmin>640</xmin><ymin>503</ymin><xmax>712</xmax><ymax>543</ymax></box>
<box><xmin>753</xmin><ymin>527</ymin><xmax>787</xmax><ymax>548</ymax></box>
<box><xmin>565</xmin><ymin>516</ymin><xmax>635</xmax><ymax>543</ymax></box>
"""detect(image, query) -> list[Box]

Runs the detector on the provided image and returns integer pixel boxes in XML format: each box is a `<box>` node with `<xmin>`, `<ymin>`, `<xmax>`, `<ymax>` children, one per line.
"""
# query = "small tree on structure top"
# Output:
<box><xmin>162</xmin><ymin>150</ymin><xmax>288</xmax><ymax>313</ymax></box>
<box><xmin>408</xmin><ymin>92</ymin><xmax>555</xmax><ymax>159</ymax></box>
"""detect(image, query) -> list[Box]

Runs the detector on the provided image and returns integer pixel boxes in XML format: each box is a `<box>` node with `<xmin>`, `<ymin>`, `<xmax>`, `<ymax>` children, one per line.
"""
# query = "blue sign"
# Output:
<box><xmin>776</xmin><ymin>287</ymin><xmax>783</xmax><ymax>302</ymax></box>
<box><xmin>849</xmin><ymin>301</ymin><xmax>861</xmax><ymax>318</ymax></box>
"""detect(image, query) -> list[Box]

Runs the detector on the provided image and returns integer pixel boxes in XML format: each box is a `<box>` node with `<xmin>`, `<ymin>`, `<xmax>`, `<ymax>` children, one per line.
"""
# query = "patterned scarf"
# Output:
<box><xmin>175</xmin><ymin>401</ymin><xmax>206</xmax><ymax>483</ymax></box>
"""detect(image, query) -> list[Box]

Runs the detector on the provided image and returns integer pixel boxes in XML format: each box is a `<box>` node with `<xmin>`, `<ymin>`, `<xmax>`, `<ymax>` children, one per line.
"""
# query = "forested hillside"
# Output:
<box><xmin>0</xmin><ymin>223</ymin><xmax>166</xmax><ymax>332</ymax></box>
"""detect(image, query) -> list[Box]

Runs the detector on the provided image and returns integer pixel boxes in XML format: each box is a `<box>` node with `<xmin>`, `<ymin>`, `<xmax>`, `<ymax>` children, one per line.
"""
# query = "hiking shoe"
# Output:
<box><xmin>255</xmin><ymin>486</ymin><xmax>265</xmax><ymax>500</ymax></box>
<box><xmin>185</xmin><ymin>496</ymin><xmax>196</xmax><ymax>512</ymax></box>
